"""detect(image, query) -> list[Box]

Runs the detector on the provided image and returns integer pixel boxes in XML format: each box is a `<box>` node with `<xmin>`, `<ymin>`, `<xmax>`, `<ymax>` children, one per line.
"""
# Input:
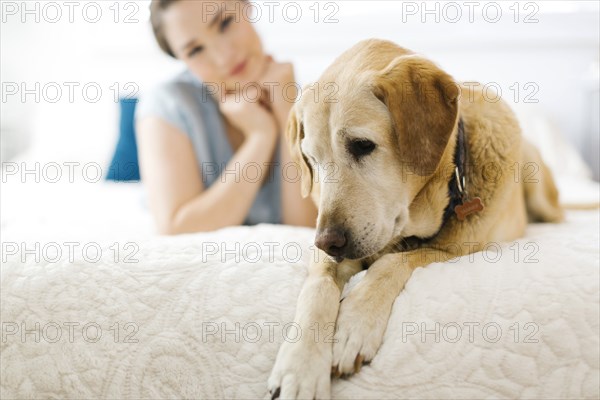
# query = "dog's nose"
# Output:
<box><xmin>315</xmin><ymin>227</ymin><xmax>347</xmax><ymax>257</ymax></box>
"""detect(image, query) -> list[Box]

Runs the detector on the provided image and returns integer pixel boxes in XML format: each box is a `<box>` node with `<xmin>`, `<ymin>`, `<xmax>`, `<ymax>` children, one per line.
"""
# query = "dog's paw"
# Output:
<box><xmin>331</xmin><ymin>282</ymin><xmax>389</xmax><ymax>377</ymax></box>
<box><xmin>268</xmin><ymin>340</ymin><xmax>331</xmax><ymax>399</ymax></box>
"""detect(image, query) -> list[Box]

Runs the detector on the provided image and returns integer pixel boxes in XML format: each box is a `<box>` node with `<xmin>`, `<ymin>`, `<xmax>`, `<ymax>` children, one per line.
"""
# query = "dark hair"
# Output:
<box><xmin>149</xmin><ymin>0</ymin><xmax>181</xmax><ymax>58</ymax></box>
<box><xmin>150</xmin><ymin>0</ymin><xmax>250</xmax><ymax>59</ymax></box>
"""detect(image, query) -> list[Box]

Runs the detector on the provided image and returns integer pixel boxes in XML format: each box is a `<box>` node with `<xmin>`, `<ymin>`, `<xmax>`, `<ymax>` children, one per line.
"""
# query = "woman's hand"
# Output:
<box><xmin>257</xmin><ymin>56</ymin><xmax>319</xmax><ymax>228</ymax></box>
<box><xmin>258</xmin><ymin>56</ymin><xmax>298</xmax><ymax>129</ymax></box>
<box><xmin>218</xmin><ymin>84</ymin><xmax>278</xmax><ymax>140</ymax></box>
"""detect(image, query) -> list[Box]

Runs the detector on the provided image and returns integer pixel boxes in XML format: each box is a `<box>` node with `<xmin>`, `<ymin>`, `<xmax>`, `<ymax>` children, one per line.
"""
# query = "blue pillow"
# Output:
<box><xmin>106</xmin><ymin>98</ymin><xmax>140</xmax><ymax>181</ymax></box>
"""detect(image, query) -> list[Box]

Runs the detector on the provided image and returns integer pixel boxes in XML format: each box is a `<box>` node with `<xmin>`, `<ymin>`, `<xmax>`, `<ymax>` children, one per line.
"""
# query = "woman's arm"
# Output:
<box><xmin>136</xmin><ymin>116</ymin><xmax>277</xmax><ymax>234</ymax></box>
<box><xmin>260</xmin><ymin>59</ymin><xmax>318</xmax><ymax>227</ymax></box>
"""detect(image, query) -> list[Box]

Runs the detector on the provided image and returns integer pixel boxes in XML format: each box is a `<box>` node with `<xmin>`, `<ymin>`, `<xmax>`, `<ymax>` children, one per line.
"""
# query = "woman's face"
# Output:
<box><xmin>163</xmin><ymin>0</ymin><xmax>267</xmax><ymax>91</ymax></box>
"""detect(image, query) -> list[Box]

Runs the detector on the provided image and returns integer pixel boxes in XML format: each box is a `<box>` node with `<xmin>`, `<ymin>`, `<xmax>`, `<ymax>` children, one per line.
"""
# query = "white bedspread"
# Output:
<box><xmin>1</xmin><ymin>187</ymin><xmax>599</xmax><ymax>399</ymax></box>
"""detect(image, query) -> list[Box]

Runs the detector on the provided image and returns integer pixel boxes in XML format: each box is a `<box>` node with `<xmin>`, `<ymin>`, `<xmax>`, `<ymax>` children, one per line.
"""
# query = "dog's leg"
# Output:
<box><xmin>521</xmin><ymin>139</ymin><xmax>564</xmax><ymax>222</ymax></box>
<box><xmin>268</xmin><ymin>255</ymin><xmax>362</xmax><ymax>399</ymax></box>
<box><xmin>332</xmin><ymin>248</ymin><xmax>453</xmax><ymax>376</ymax></box>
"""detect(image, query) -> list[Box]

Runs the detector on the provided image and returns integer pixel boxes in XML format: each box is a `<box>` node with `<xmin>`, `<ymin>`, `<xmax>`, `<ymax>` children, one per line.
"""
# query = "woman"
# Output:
<box><xmin>135</xmin><ymin>0</ymin><xmax>317</xmax><ymax>234</ymax></box>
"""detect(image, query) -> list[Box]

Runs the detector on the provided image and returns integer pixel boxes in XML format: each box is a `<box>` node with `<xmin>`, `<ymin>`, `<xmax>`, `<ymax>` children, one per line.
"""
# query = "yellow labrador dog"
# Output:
<box><xmin>268</xmin><ymin>39</ymin><xmax>562</xmax><ymax>399</ymax></box>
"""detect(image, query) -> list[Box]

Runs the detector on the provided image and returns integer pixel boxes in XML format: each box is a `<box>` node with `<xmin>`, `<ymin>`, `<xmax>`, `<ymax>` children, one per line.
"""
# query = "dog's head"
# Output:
<box><xmin>288</xmin><ymin>39</ymin><xmax>459</xmax><ymax>260</ymax></box>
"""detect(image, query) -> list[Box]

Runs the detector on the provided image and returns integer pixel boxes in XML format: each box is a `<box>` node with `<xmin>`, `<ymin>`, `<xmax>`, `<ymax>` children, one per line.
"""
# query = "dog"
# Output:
<box><xmin>268</xmin><ymin>39</ymin><xmax>563</xmax><ymax>399</ymax></box>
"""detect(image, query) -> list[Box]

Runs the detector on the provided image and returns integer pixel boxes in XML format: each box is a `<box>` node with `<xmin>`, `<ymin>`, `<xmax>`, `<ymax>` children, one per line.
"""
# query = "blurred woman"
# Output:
<box><xmin>135</xmin><ymin>0</ymin><xmax>317</xmax><ymax>234</ymax></box>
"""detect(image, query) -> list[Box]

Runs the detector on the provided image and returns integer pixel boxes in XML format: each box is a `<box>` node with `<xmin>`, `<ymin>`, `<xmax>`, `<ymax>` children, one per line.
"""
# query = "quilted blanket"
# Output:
<box><xmin>1</xmin><ymin>208</ymin><xmax>599</xmax><ymax>399</ymax></box>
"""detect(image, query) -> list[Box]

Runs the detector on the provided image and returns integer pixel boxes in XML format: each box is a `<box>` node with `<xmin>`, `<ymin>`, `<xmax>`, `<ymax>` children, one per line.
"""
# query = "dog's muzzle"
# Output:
<box><xmin>315</xmin><ymin>226</ymin><xmax>349</xmax><ymax>260</ymax></box>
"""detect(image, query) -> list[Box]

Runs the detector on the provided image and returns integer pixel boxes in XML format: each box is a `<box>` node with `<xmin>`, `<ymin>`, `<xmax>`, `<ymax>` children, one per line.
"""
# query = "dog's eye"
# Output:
<box><xmin>347</xmin><ymin>139</ymin><xmax>376</xmax><ymax>160</ymax></box>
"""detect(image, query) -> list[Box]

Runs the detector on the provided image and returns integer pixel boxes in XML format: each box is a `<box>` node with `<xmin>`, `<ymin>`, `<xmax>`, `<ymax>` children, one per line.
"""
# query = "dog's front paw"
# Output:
<box><xmin>268</xmin><ymin>339</ymin><xmax>331</xmax><ymax>399</ymax></box>
<box><xmin>332</xmin><ymin>282</ymin><xmax>390</xmax><ymax>377</ymax></box>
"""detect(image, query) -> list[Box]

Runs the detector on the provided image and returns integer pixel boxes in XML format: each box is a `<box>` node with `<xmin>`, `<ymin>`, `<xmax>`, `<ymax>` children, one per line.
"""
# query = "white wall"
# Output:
<box><xmin>1</xmin><ymin>0</ymin><xmax>599</xmax><ymax>177</ymax></box>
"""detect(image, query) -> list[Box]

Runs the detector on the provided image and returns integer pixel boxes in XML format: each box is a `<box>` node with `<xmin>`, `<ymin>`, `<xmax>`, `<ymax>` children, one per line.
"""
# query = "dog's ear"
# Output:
<box><xmin>286</xmin><ymin>104</ymin><xmax>313</xmax><ymax>198</ymax></box>
<box><xmin>371</xmin><ymin>55</ymin><xmax>459</xmax><ymax>175</ymax></box>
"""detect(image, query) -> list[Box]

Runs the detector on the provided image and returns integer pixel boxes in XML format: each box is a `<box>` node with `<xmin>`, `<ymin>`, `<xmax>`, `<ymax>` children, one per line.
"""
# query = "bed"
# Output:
<box><xmin>1</xmin><ymin>95</ymin><xmax>599</xmax><ymax>399</ymax></box>
<box><xmin>1</xmin><ymin>165</ymin><xmax>599</xmax><ymax>399</ymax></box>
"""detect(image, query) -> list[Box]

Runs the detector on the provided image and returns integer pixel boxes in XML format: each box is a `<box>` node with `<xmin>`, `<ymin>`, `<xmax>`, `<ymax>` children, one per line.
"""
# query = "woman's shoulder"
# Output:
<box><xmin>138</xmin><ymin>70</ymin><xmax>214</xmax><ymax>110</ymax></box>
<box><xmin>135</xmin><ymin>70</ymin><xmax>220</xmax><ymax>133</ymax></box>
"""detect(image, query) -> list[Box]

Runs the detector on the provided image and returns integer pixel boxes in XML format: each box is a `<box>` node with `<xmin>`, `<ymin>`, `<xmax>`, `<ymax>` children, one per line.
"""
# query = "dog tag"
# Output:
<box><xmin>454</xmin><ymin>197</ymin><xmax>484</xmax><ymax>221</ymax></box>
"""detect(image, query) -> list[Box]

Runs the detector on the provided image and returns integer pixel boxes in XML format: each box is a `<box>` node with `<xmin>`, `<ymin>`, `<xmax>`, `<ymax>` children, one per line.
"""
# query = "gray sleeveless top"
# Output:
<box><xmin>135</xmin><ymin>69</ymin><xmax>282</xmax><ymax>225</ymax></box>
